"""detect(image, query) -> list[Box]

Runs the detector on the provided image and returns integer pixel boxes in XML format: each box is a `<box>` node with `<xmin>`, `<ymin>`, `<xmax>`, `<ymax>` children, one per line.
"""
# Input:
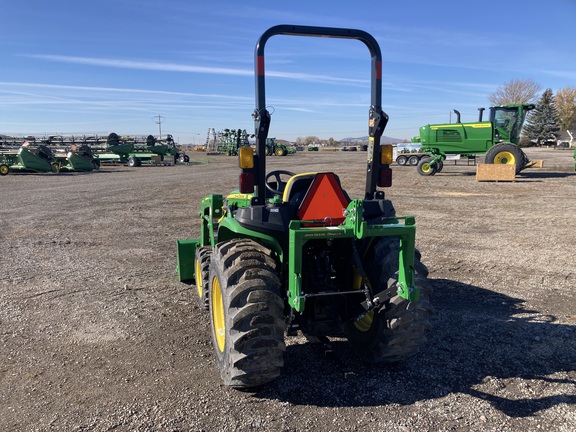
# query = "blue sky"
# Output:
<box><xmin>1</xmin><ymin>0</ymin><xmax>575</xmax><ymax>144</ymax></box>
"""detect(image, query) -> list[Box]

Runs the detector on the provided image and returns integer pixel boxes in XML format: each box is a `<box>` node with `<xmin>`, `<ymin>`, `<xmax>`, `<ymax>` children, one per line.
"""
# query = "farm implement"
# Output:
<box><xmin>0</xmin><ymin>142</ymin><xmax>100</xmax><ymax>175</ymax></box>
<box><xmin>1</xmin><ymin>132</ymin><xmax>188</xmax><ymax>170</ymax></box>
<box><xmin>1</xmin><ymin>143</ymin><xmax>61</xmax><ymax>175</ymax></box>
<box><xmin>215</xmin><ymin>129</ymin><xmax>253</xmax><ymax>156</ymax></box>
<box><xmin>53</xmin><ymin>145</ymin><xmax>99</xmax><ymax>172</ymax></box>
<box><xmin>94</xmin><ymin>133</ymin><xmax>186</xmax><ymax>166</ymax></box>
<box><xmin>177</xmin><ymin>25</ymin><xmax>433</xmax><ymax>388</ymax></box>
<box><xmin>413</xmin><ymin>104</ymin><xmax>535</xmax><ymax>176</ymax></box>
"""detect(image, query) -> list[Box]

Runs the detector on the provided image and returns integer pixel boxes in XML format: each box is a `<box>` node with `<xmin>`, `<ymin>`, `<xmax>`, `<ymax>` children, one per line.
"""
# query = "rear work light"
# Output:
<box><xmin>239</xmin><ymin>146</ymin><xmax>254</xmax><ymax>169</ymax></box>
<box><xmin>239</xmin><ymin>172</ymin><xmax>255</xmax><ymax>194</ymax></box>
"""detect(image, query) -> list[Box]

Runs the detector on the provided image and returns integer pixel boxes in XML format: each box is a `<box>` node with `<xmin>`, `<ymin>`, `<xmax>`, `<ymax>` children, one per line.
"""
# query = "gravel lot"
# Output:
<box><xmin>1</xmin><ymin>147</ymin><xmax>575</xmax><ymax>431</ymax></box>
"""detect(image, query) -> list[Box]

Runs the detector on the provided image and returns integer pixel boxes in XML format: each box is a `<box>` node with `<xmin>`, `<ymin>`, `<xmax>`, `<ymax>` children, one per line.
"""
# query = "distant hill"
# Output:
<box><xmin>340</xmin><ymin>135</ymin><xmax>405</xmax><ymax>144</ymax></box>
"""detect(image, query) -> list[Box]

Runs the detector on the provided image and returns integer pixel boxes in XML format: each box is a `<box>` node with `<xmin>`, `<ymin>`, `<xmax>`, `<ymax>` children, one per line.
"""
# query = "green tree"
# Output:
<box><xmin>523</xmin><ymin>88</ymin><xmax>560</xmax><ymax>145</ymax></box>
<box><xmin>555</xmin><ymin>86</ymin><xmax>576</xmax><ymax>130</ymax></box>
<box><xmin>488</xmin><ymin>78</ymin><xmax>542</xmax><ymax>105</ymax></box>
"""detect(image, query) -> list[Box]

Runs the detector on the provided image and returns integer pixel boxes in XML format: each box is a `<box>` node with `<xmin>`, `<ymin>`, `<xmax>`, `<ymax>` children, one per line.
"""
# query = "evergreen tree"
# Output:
<box><xmin>523</xmin><ymin>88</ymin><xmax>560</xmax><ymax>145</ymax></box>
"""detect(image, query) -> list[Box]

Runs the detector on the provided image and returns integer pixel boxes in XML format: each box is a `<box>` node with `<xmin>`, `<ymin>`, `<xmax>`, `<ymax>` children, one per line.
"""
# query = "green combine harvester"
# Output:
<box><xmin>177</xmin><ymin>25</ymin><xmax>433</xmax><ymax>388</ymax></box>
<box><xmin>414</xmin><ymin>104</ymin><xmax>535</xmax><ymax>176</ymax></box>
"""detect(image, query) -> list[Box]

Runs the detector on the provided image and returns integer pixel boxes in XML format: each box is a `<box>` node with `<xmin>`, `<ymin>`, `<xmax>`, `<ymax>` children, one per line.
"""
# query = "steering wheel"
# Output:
<box><xmin>265</xmin><ymin>170</ymin><xmax>296</xmax><ymax>196</ymax></box>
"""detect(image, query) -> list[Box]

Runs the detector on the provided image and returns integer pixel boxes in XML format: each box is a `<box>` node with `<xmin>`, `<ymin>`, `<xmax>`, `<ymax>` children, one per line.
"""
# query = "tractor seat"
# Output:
<box><xmin>282</xmin><ymin>172</ymin><xmax>317</xmax><ymax>207</ymax></box>
<box><xmin>282</xmin><ymin>172</ymin><xmax>350</xmax><ymax>225</ymax></box>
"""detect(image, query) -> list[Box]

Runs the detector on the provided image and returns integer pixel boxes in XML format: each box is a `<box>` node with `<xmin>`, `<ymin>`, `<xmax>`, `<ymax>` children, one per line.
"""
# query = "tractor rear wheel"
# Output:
<box><xmin>417</xmin><ymin>157</ymin><xmax>437</xmax><ymax>176</ymax></box>
<box><xmin>343</xmin><ymin>237</ymin><xmax>433</xmax><ymax>363</ymax></box>
<box><xmin>485</xmin><ymin>143</ymin><xmax>525</xmax><ymax>174</ymax></box>
<box><xmin>194</xmin><ymin>246</ymin><xmax>212</xmax><ymax>310</ymax></box>
<box><xmin>208</xmin><ymin>238</ymin><xmax>286</xmax><ymax>388</ymax></box>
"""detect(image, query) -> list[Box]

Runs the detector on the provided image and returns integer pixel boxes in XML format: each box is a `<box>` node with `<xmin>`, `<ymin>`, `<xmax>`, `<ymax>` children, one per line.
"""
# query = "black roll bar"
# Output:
<box><xmin>252</xmin><ymin>25</ymin><xmax>388</xmax><ymax>203</ymax></box>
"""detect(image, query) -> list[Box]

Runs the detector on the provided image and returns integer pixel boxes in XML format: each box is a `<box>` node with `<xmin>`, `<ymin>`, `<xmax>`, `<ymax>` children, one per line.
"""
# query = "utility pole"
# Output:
<box><xmin>153</xmin><ymin>115</ymin><xmax>164</xmax><ymax>140</ymax></box>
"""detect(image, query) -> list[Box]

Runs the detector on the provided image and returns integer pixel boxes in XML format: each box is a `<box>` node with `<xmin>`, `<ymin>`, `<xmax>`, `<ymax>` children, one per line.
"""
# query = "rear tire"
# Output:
<box><xmin>208</xmin><ymin>239</ymin><xmax>286</xmax><ymax>388</ymax></box>
<box><xmin>408</xmin><ymin>155</ymin><xmax>420</xmax><ymax>166</ymax></box>
<box><xmin>343</xmin><ymin>237</ymin><xmax>433</xmax><ymax>363</ymax></box>
<box><xmin>485</xmin><ymin>143</ymin><xmax>525</xmax><ymax>174</ymax></box>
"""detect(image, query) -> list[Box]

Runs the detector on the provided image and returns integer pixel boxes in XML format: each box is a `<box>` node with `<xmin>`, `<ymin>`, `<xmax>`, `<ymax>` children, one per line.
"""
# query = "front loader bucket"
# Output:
<box><xmin>176</xmin><ymin>239</ymin><xmax>200</xmax><ymax>282</ymax></box>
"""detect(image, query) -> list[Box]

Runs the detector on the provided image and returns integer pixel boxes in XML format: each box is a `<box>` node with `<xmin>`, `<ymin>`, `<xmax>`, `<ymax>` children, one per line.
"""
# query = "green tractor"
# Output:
<box><xmin>414</xmin><ymin>104</ymin><xmax>535</xmax><ymax>176</ymax></box>
<box><xmin>177</xmin><ymin>25</ymin><xmax>433</xmax><ymax>388</ymax></box>
<box><xmin>265</xmin><ymin>137</ymin><xmax>292</xmax><ymax>156</ymax></box>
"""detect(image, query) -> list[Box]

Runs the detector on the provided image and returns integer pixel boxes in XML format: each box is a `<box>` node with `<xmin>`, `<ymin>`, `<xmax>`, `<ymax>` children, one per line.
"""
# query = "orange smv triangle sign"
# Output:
<box><xmin>297</xmin><ymin>173</ymin><xmax>350</xmax><ymax>225</ymax></box>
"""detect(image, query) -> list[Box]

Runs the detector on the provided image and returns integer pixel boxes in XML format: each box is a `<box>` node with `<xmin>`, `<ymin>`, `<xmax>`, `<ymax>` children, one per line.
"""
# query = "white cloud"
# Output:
<box><xmin>24</xmin><ymin>55</ymin><xmax>369</xmax><ymax>86</ymax></box>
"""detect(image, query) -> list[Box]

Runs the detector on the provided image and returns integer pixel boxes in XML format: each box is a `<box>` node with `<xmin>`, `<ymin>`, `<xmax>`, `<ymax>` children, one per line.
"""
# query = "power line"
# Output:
<box><xmin>152</xmin><ymin>115</ymin><xmax>164</xmax><ymax>139</ymax></box>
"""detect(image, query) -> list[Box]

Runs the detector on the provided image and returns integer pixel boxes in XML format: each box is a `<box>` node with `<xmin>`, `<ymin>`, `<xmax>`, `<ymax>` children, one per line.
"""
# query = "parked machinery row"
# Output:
<box><xmin>0</xmin><ymin>132</ymin><xmax>189</xmax><ymax>175</ymax></box>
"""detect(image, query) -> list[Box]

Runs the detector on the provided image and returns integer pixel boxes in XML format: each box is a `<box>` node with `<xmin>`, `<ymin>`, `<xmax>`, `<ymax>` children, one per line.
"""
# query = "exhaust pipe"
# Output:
<box><xmin>478</xmin><ymin>108</ymin><xmax>485</xmax><ymax>122</ymax></box>
<box><xmin>453</xmin><ymin>109</ymin><xmax>461</xmax><ymax>123</ymax></box>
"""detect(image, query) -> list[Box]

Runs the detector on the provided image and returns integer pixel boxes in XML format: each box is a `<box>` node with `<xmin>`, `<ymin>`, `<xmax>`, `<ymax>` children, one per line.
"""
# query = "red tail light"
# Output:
<box><xmin>239</xmin><ymin>172</ymin><xmax>255</xmax><ymax>194</ymax></box>
<box><xmin>378</xmin><ymin>166</ymin><xmax>392</xmax><ymax>187</ymax></box>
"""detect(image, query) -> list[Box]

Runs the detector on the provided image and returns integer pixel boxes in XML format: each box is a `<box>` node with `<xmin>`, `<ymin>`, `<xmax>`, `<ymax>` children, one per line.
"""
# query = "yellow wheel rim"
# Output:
<box><xmin>422</xmin><ymin>163</ymin><xmax>432</xmax><ymax>173</ymax></box>
<box><xmin>0</xmin><ymin>165</ymin><xmax>8</xmax><ymax>175</ymax></box>
<box><xmin>352</xmin><ymin>268</ymin><xmax>374</xmax><ymax>332</ymax></box>
<box><xmin>494</xmin><ymin>151</ymin><xmax>515</xmax><ymax>165</ymax></box>
<box><xmin>195</xmin><ymin>257</ymin><xmax>203</xmax><ymax>299</ymax></box>
<box><xmin>211</xmin><ymin>276</ymin><xmax>226</xmax><ymax>352</ymax></box>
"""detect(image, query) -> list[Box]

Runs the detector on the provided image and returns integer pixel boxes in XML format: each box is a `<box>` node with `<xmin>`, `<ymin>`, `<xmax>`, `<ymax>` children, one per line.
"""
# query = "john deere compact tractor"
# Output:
<box><xmin>177</xmin><ymin>25</ymin><xmax>433</xmax><ymax>388</ymax></box>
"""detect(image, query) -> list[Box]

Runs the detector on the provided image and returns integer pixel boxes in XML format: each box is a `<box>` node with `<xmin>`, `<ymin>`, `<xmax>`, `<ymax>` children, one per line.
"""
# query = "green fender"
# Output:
<box><xmin>217</xmin><ymin>216</ymin><xmax>284</xmax><ymax>263</ymax></box>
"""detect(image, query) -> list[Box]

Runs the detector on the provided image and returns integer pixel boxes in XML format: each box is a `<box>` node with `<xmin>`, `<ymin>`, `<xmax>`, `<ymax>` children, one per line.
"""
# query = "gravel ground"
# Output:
<box><xmin>0</xmin><ymin>147</ymin><xmax>575</xmax><ymax>431</ymax></box>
